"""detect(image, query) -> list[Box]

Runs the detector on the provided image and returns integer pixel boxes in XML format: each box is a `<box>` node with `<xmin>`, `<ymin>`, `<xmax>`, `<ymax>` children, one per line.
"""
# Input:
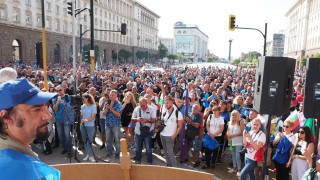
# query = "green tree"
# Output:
<box><xmin>167</xmin><ymin>54</ymin><xmax>178</xmax><ymax>60</ymax></box>
<box><xmin>136</xmin><ymin>51</ymin><xmax>144</xmax><ymax>60</ymax></box>
<box><xmin>158</xmin><ymin>42</ymin><xmax>168</xmax><ymax>59</ymax></box>
<box><xmin>82</xmin><ymin>44</ymin><xmax>99</xmax><ymax>62</ymax></box>
<box><xmin>301</xmin><ymin>56</ymin><xmax>307</xmax><ymax>67</ymax></box>
<box><xmin>112</xmin><ymin>51</ymin><xmax>118</xmax><ymax>60</ymax></box>
<box><xmin>314</xmin><ymin>53</ymin><xmax>320</xmax><ymax>58</ymax></box>
<box><xmin>252</xmin><ymin>57</ymin><xmax>258</xmax><ymax>64</ymax></box>
<box><xmin>207</xmin><ymin>57</ymin><xmax>216</xmax><ymax>62</ymax></box>
<box><xmin>248</xmin><ymin>51</ymin><xmax>261</xmax><ymax>62</ymax></box>
<box><xmin>119</xmin><ymin>49</ymin><xmax>133</xmax><ymax>63</ymax></box>
<box><xmin>244</xmin><ymin>58</ymin><xmax>251</xmax><ymax>63</ymax></box>
<box><xmin>233</xmin><ymin>58</ymin><xmax>240</xmax><ymax>64</ymax></box>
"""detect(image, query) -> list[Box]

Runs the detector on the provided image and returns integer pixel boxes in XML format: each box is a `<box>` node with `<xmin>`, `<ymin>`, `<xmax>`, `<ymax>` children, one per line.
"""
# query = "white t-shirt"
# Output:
<box><xmin>160</xmin><ymin>109</ymin><xmax>183</xmax><ymax>137</ymax></box>
<box><xmin>132</xmin><ymin>105</ymin><xmax>157</xmax><ymax>135</ymax></box>
<box><xmin>99</xmin><ymin>97</ymin><xmax>106</xmax><ymax>119</ymax></box>
<box><xmin>208</xmin><ymin>115</ymin><xmax>225</xmax><ymax>137</ymax></box>
<box><xmin>228</xmin><ymin>123</ymin><xmax>243</xmax><ymax>146</ymax></box>
<box><xmin>274</xmin><ymin>132</ymin><xmax>296</xmax><ymax>144</ymax></box>
<box><xmin>245</xmin><ymin>130</ymin><xmax>266</xmax><ymax>160</ymax></box>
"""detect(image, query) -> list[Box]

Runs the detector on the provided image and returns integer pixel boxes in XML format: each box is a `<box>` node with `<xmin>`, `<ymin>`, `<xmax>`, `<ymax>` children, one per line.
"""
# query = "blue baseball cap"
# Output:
<box><xmin>0</xmin><ymin>78</ymin><xmax>58</xmax><ymax>110</ymax></box>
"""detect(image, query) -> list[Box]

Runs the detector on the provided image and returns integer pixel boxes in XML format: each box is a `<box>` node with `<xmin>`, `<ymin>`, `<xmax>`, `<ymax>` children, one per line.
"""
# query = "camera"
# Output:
<box><xmin>239</xmin><ymin>148</ymin><xmax>247</xmax><ymax>155</ymax></box>
<box><xmin>107</xmin><ymin>99</ymin><xmax>111</xmax><ymax>105</ymax></box>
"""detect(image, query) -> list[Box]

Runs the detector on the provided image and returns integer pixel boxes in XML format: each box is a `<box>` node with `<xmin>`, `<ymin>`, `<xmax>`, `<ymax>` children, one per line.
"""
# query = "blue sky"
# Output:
<box><xmin>137</xmin><ymin>0</ymin><xmax>297</xmax><ymax>59</ymax></box>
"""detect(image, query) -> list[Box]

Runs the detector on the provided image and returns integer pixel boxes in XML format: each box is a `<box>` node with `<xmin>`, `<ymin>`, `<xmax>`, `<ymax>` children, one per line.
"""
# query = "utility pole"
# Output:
<box><xmin>90</xmin><ymin>0</ymin><xmax>94</xmax><ymax>75</ymax></box>
<box><xmin>228</xmin><ymin>39</ymin><xmax>233</xmax><ymax>61</ymax></box>
<box><xmin>72</xmin><ymin>0</ymin><xmax>76</xmax><ymax>87</ymax></box>
<box><xmin>41</xmin><ymin>0</ymin><xmax>48</xmax><ymax>89</ymax></box>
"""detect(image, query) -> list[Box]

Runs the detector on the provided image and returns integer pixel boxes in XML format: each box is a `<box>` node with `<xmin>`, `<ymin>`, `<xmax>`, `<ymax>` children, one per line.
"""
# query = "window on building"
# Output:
<box><xmin>178</xmin><ymin>31</ymin><xmax>181</xmax><ymax>34</ymax></box>
<box><xmin>36</xmin><ymin>15</ymin><xmax>41</xmax><ymax>26</ymax></box>
<box><xmin>25</xmin><ymin>0</ymin><xmax>30</xmax><ymax>5</ymax></box>
<box><xmin>84</xmin><ymin>14</ymin><xmax>87</xmax><ymax>22</ymax></box>
<box><xmin>36</xmin><ymin>0</ymin><xmax>41</xmax><ymax>8</ymax></box>
<box><xmin>12</xmin><ymin>9</ymin><xmax>19</xmax><ymax>22</ymax></box>
<box><xmin>55</xmin><ymin>5</ymin><xmax>59</xmax><ymax>14</ymax></box>
<box><xmin>46</xmin><ymin>17</ymin><xmax>51</xmax><ymax>28</ymax></box>
<box><xmin>25</xmin><ymin>12</ymin><xmax>31</xmax><ymax>24</ymax></box>
<box><xmin>70</xmin><ymin>23</ymin><xmax>73</xmax><ymax>33</ymax></box>
<box><xmin>0</xmin><ymin>6</ymin><xmax>6</xmax><ymax>20</ymax></box>
<box><xmin>63</xmin><ymin>8</ymin><xmax>67</xmax><ymax>16</ymax></box>
<box><xmin>46</xmin><ymin>2</ymin><xmax>51</xmax><ymax>11</ymax></box>
<box><xmin>13</xmin><ymin>0</ymin><xmax>19</xmax><ymax>2</ymax></box>
<box><xmin>55</xmin><ymin>19</ymin><xmax>59</xmax><ymax>30</ymax></box>
<box><xmin>62</xmin><ymin>21</ymin><xmax>67</xmax><ymax>32</ymax></box>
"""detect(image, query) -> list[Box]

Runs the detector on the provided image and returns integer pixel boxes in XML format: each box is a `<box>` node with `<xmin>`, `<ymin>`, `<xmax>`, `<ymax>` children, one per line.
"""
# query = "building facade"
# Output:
<box><xmin>284</xmin><ymin>0</ymin><xmax>320</xmax><ymax>67</ymax></box>
<box><xmin>158</xmin><ymin>37</ymin><xmax>175</xmax><ymax>55</ymax></box>
<box><xmin>266</xmin><ymin>33</ymin><xmax>285</xmax><ymax>57</ymax></box>
<box><xmin>0</xmin><ymin>0</ymin><xmax>159</xmax><ymax>64</ymax></box>
<box><xmin>173</xmin><ymin>21</ymin><xmax>208</xmax><ymax>62</ymax></box>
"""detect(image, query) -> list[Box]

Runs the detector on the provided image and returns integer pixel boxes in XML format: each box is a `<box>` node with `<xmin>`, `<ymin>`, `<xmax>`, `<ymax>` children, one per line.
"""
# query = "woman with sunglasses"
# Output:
<box><xmin>272</xmin><ymin>119</ymin><xmax>296</xmax><ymax>180</ymax></box>
<box><xmin>287</xmin><ymin>126</ymin><xmax>314</xmax><ymax>180</ymax></box>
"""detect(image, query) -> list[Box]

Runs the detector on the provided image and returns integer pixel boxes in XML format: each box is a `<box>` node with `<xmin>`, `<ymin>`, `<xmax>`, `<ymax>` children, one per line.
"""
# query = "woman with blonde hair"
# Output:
<box><xmin>227</xmin><ymin>110</ymin><xmax>244</xmax><ymax>176</ymax></box>
<box><xmin>121</xmin><ymin>92</ymin><xmax>136</xmax><ymax>147</ymax></box>
<box><xmin>233</xmin><ymin>96</ymin><xmax>244</xmax><ymax>111</ymax></box>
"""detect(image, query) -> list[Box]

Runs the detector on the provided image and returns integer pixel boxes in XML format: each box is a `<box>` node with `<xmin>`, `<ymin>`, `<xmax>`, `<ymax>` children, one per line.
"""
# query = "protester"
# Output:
<box><xmin>240</xmin><ymin>118</ymin><xmax>266</xmax><ymax>180</ymax></box>
<box><xmin>121</xmin><ymin>92</ymin><xmax>136</xmax><ymax>148</ymax></box>
<box><xmin>0</xmin><ymin>78</ymin><xmax>60</xmax><ymax>179</ymax></box>
<box><xmin>80</xmin><ymin>93</ymin><xmax>97</xmax><ymax>162</ymax></box>
<box><xmin>227</xmin><ymin>110</ymin><xmax>244</xmax><ymax>176</ymax></box>
<box><xmin>287</xmin><ymin>126</ymin><xmax>314</xmax><ymax>180</ymax></box>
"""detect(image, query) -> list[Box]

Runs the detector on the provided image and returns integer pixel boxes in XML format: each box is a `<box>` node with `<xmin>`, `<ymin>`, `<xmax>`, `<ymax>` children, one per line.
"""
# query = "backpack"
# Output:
<box><xmin>61</xmin><ymin>95</ymin><xmax>75</xmax><ymax>125</ymax></box>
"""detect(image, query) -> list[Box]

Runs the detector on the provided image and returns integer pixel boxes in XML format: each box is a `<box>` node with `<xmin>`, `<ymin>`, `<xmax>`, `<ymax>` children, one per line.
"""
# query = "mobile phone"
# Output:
<box><xmin>107</xmin><ymin>100</ymin><xmax>111</xmax><ymax>105</ymax></box>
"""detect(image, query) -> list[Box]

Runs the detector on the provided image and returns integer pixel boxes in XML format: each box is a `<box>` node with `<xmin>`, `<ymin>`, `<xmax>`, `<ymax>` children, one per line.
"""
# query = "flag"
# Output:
<box><xmin>33</xmin><ymin>61</ymin><xmax>37</xmax><ymax>70</ymax></box>
<box><xmin>171</xmin><ymin>71</ymin><xmax>176</xmax><ymax>85</ymax></box>
<box><xmin>93</xmin><ymin>71</ymin><xmax>96</xmax><ymax>85</ymax></box>
<box><xmin>180</xmin><ymin>90</ymin><xmax>189</xmax><ymax>163</ymax></box>
<box><xmin>158</xmin><ymin>93</ymin><xmax>164</xmax><ymax>106</ymax></box>
<box><xmin>132</xmin><ymin>69</ymin><xmax>135</xmax><ymax>79</ymax></box>
<box><xmin>287</xmin><ymin>110</ymin><xmax>299</xmax><ymax>133</ymax></box>
<box><xmin>304</xmin><ymin>118</ymin><xmax>315</xmax><ymax>142</ymax></box>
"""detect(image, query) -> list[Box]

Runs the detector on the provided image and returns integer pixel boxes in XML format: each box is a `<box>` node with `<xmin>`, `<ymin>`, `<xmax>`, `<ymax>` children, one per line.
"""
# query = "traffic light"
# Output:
<box><xmin>121</xmin><ymin>23</ymin><xmax>127</xmax><ymax>35</ymax></box>
<box><xmin>67</xmin><ymin>2</ymin><xmax>73</xmax><ymax>16</ymax></box>
<box><xmin>229</xmin><ymin>15</ymin><xmax>236</xmax><ymax>31</ymax></box>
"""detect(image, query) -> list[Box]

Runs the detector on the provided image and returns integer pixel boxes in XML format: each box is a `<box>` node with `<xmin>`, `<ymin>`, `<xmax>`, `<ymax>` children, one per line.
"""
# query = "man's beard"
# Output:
<box><xmin>36</xmin><ymin>122</ymin><xmax>50</xmax><ymax>141</ymax></box>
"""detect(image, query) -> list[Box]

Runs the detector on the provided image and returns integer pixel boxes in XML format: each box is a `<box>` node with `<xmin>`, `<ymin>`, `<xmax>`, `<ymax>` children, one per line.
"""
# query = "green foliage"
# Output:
<box><xmin>167</xmin><ymin>54</ymin><xmax>178</xmax><ymax>60</ymax></box>
<box><xmin>136</xmin><ymin>51</ymin><xmax>149</xmax><ymax>60</ymax></box>
<box><xmin>177</xmin><ymin>54</ymin><xmax>187</xmax><ymax>61</ymax></box>
<box><xmin>112</xmin><ymin>51</ymin><xmax>118</xmax><ymax>60</ymax></box>
<box><xmin>301</xmin><ymin>56</ymin><xmax>307</xmax><ymax>67</ymax></box>
<box><xmin>119</xmin><ymin>49</ymin><xmax>133</xmax><ymax>63</ymax></box>
<box><xmin>248</xmin><ymin>51</ymin><xmax>261</xmax><ymax>62</ymax></box>
<box><xmin>314</xmin><ymin>53</ymin><xmax>320</xmax><ymax>58</ymax></box>
<box><xmin>244</xmin><ymin>58</ymin><xmax>251</xmax><ymax>62</ymax></box>
<box><xmin>207</xmin><ymin>57</ymin><xmax>216</xmax><ymax>62</ymax></box>
<box><xmin>233</xmin><ymin>58</ymin><xmax>240</xmax><ymax>64</ymax></box>
<box><xmin>158</xmin><ymin>42</ymin><xmax>168</xmax><ymax>59</ymax></box>
<box><xmin>252</xmin><ymin>57</ymin><xmax>258</xmax><ymax>64</ymax></box>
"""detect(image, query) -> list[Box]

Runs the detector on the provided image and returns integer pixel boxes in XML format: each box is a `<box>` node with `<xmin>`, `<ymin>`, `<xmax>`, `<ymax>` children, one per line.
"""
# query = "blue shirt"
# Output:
<box><xmin>52</xmin><ymin>95</ymin><xmax>71</xmax><ymax>121</ymax></box>
<box><xmin>104</xmin><ymin>100</ymin><xmax>122</xmax><ymax>127</ymax></box>
<box><xmin>81</xmin><ymin>104</ymin><xmax>97</xmax><ymax>127</ymax></box>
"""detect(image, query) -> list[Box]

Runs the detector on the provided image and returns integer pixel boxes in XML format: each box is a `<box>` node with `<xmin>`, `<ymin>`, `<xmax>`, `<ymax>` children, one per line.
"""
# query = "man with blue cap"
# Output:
<box><xmin>0</xmin><ymin>78</ymin><xmax>60</xmax><ymax>180</ymax></box>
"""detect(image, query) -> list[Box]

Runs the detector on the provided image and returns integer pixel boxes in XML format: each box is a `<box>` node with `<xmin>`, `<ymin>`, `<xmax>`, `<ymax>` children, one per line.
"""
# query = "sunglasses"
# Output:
<box><xmin>283</xmin><ymin>125</ymin><xmax>290</xmax><ymax>128</ymax></box>
<box><xmin>298</xmin><ymin>131</ymin><xmax>305</xmax><ymax>134</ymax></box>
<box><xmin>57</xmin><ymin>89</ymin><xmax>63</xmax><ymax>92</ymax></box>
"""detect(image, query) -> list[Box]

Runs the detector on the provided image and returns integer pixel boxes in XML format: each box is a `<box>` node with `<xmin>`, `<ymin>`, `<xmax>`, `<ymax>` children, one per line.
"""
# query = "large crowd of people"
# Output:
<box><xmin>0</xmin><ymin>61</ymin><xmax>317</xmax><ymax>180</ymax></box>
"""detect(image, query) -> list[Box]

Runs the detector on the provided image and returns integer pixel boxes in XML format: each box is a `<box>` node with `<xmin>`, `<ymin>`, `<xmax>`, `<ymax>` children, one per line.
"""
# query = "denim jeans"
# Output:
<box><xmin>231</xmin><ymin>145</ymin><xmax>242</xmax><ymax>170</ymax></box>
<box><xmin>135</xmin><ymin>132</ymin><xmax>152</xmax><ymax>163</ymax></box>
<box><xmin>106</xmin><ymin>125</ymin><xmax>121</xmax><ymax>156</ymax></box>
<box><xmin>80</xmin><ymin>125</ymin><xmax>95</xmax><ymax>157</ymax></box>
<box><xmin>240</xmin><ymin>157</ymin><xmax>257</xmax><ymax>180</ymax></box>
<box><xmin>56</xmin><ymin>121</ymin><xmax>72</xmax><ymax>152</ymax></box>
<box><xmin>99</xmin><ymin>118</ymin><xmax>106</xmax><ymax>134</ymax></box>
<box><xmin>160</xmin><ymin>135</ymin><xmax>177</xmax><ymax>167</ymax></box>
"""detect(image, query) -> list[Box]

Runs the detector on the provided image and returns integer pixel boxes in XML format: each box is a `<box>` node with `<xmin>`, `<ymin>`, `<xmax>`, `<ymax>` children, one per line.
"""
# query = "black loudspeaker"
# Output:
<box><xmin>303</xmin><ymin>58</ymin><xmax>320</xmax><ymax>118</ymax></box>
<box><xmin>254</xmin><ymin>56</ymin><xmax>296</xmax><ymax>116</ymax></box>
